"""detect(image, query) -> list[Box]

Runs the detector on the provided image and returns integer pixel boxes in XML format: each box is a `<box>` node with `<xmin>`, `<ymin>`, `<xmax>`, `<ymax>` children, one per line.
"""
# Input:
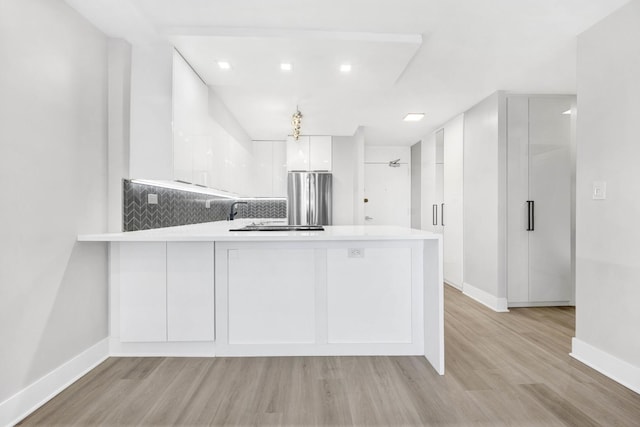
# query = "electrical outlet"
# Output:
<box><xmin>147</xmin><ymin>194</ymin><xmax>158</xmax><ymax>204</ymax></box>
<box><xmin>593</xmin><ymin>181</ymin><xmax>606</xmax><ymax>200</ymax></box>
<box><xmin>348</xmin><ymin>248</ymin><xmax>364</xmax><ymax>258</ymax></box>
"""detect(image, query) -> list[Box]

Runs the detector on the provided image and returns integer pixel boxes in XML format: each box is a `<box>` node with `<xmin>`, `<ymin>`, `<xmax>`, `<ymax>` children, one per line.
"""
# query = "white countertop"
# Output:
<box><xmin>78</xmin><ymin>219</ymin><xmax>441</xmax><ymax>242</ymax></box>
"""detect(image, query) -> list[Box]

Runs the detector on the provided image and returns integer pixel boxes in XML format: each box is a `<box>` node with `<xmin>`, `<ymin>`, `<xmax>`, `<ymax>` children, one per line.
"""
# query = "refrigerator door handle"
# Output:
<box><xmin>308</xmin><ymin>173</ymin><xmax>316</xmax><ymax>225</ymax></box>
<box><xmin>441</xmin><ymin>203</ymin><xmax>445</xmax><ymax>226</ymax></box>
<box><xmin>432</xmin><ymin>204</ymin><xmax>438</xmax><ymax>226</ymax></box>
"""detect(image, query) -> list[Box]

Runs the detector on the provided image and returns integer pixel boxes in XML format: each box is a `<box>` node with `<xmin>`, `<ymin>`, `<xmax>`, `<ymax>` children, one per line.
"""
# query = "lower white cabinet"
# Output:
<box><xmin>167</xmin><ymin>242</ymin><xmax>215</xmax><ymax>341</ymax></box>
<box><xmin>119</xmin><ymin>242</ymin><xmax>215</xmax><ymax>342</ymax></box>
<box><xmin>327</xmin><ymin>247</ymin><xmax>412</xmax><ymax>343</ymax></box>
<box><xmin>215</xmin><ymin>241</ymin><xmax>424</xmax><ymax>356</ymax></box>
<box><xmin>226</xmin><ymin>248</ymin><xmax>316</xmax><ymax>344</ymax></box>
<box><xmin>119</xmin><ymin>243</ymin><xmax>167</xmax><ymax>342</ymax></box>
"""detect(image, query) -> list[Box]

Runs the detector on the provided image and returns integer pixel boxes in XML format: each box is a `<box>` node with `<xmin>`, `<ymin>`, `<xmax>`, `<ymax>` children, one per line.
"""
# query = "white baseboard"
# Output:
<box><xmin>571</xmin><ymin>338</ymin><xmax>640</xmax><ymax>395</ymax></box>
<box><xmin>462</xmin><ymin>282</ymin><xmax>509</xmax><ymax>312</ymax></box>
<box><xmin>0</xmin><ymin>338</ymin><xmax>109</xmax><ymax>427</ymax></box>
<box><xmin>109</xmin><ymin>339</ymin><xmax>216</xmax><ymax>357</ymax></box>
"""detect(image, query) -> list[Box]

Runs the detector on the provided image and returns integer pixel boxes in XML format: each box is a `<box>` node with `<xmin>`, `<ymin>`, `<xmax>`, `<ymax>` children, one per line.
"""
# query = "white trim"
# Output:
<box><xmin>109</xmin><ymin>340</ymin><xmax>215</xmax><ymax>357</ymax></box>
<box><xmin>462</xmin><ymin>282</ymin><xmax>509</xmax><ymax>312</ymax></box>
<box><xmin>571</xmin><ymin>338</ymin><xmax>640</xmax><ymax>395</ymax></box>
<box><xmin>509</xmin><ymin>301</ymin><xmax>573</xmax><ymax>308</ymax></box>
<box><xmin>0</xmin><ymin>338</ymin><xmax>109</xmax><ymax>427</ymax></box>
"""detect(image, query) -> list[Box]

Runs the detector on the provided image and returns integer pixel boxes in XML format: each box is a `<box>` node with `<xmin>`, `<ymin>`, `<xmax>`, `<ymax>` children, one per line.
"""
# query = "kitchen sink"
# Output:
<box><xmin>229</xmin><ymin>225</ymin><xmax>325</xmax><ymax>232</ymax></box>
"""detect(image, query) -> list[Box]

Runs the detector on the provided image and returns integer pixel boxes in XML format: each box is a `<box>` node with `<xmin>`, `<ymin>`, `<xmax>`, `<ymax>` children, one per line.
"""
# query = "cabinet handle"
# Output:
<box><xmin>526</xmin><ymin>201</ymin><xmax>535</xmax><ymax>231</ymax></box>
<box><xmin>441</xmin><ymin>203</ymin><xmax>445</xmax><ymax>226</ymax></box>
<box><xmin>432</xmin><ymin>204</ymin><xmax>438</xmax><ymax>226</ymax></box>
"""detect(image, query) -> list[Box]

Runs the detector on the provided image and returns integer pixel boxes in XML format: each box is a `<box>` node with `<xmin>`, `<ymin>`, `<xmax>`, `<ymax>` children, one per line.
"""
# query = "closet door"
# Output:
<box><xmin>507</xmin><ymin>96</ymin><xmax>573</xmax><ymax>305</ymax></box>
<box><xmin>528</xmin><ymin>97</ymin><xmax>572</xmax><ymax>302</ymax></box>
<box><xmin>507</xmin><ymin>97</ymin><xmax>531</xmax><ymax>303</ymax></box>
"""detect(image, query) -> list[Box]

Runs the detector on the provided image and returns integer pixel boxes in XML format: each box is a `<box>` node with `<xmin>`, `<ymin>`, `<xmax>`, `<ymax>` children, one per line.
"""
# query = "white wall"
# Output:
<box><xmin>573</xmin><ymin>0</ymin><xmax>640</xmax><ymax>392</ymax></box>
<box><xmin>0</xmin><ymin>0</ymin><xmax>108</xmax><ymax>407</ymax></box>
<box><xmin>462</xmin><ymin>92</ymin><xmax>508</xmax><ymax>305</ymax></box>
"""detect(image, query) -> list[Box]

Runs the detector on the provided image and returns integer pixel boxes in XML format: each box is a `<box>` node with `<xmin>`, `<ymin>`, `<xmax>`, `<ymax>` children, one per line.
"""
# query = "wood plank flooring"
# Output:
<box><xmin>19</xmin><ymin>285</ymin><xmax>640</xmax><ymax>426</ymax></box>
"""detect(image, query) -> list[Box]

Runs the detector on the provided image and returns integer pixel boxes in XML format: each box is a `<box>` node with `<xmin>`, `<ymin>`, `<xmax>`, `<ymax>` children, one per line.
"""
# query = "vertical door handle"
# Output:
<box><xmin>441</xmin><ymin>203</ymin><xmax>445</xmax><ymax>226</ymax></box>
<box><xmin>530</xmin><ymin>200</ymin><xmax>534</xmax><ymax>231</ymax></box>
<box><xmin>432</xmin><ymin>204</ymin><xmax>438</xmax><ymax>226</ymax></box>
<box><xmin>526</xmin><ymin>201</ymin><xmax>535</xmax><ymax>231</ymax></box>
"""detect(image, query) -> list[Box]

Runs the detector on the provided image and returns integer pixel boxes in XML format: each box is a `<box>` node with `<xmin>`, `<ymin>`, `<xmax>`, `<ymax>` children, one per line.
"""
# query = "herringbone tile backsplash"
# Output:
<box><xmin>123</xmin><ymin>180</ymin><xmax>286</xmax><ymax>231</ymax></box>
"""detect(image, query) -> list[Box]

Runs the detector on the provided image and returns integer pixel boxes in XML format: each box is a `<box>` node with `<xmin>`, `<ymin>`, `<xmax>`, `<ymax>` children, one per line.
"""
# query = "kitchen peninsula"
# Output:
<box><xmin>79</xmin><ymin>221</ymin><xmax>444</xmax><ymax>374</ymax></box>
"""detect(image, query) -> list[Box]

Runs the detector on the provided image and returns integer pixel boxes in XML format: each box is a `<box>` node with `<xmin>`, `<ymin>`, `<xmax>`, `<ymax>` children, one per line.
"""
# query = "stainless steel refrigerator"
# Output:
<box><xmin>287</xmin><ymin>172</ymin><xmax>332</xmax><ymax>225</ymax></box>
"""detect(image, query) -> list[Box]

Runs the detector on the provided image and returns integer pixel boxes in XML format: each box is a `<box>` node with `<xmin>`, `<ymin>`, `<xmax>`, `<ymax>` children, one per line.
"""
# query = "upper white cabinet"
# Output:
<box><xmin>286</xmin><ymin>135</ymin><xmax>332</xmax><ymax>171</ymax></box>
<box><xmin>309</xmin><ymin>135</ymin><xmax>332</xmax><ymax>171</ymax></box>
<box><xmin>252</xmin><ymin>140</ymin><xmax>287</xmax><ymax>197</ymax></box>
<box><xmin>172</xmin><ymin>51</ymin><xmax>255</xmax><ymax>195</ymax></box>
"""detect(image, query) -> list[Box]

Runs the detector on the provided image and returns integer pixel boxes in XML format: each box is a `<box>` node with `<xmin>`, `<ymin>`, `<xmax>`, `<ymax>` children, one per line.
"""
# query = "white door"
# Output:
<box><xmin>364</xmin><ymin>163</ymin><xmax>411</xmax><ymax>227</ymax></box>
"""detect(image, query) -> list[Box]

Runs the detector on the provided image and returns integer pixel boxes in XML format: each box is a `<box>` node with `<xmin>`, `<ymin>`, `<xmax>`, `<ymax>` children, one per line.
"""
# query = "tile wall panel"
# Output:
<box><xmin>123</xmin><ymin>180</ymin><xmax>286</xmax><ymax>231</ymax></box>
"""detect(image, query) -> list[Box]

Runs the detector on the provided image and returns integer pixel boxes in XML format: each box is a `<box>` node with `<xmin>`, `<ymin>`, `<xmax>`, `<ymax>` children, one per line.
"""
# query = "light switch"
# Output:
<box><xmin>147</xmin><ymin>194</ymin><xmax>158</xmax><ymax>204</ymax></box>
<box><xmin>592</xmin><ymin>181</ymin><xmax>606</xmax><ymax>200</ymax></box>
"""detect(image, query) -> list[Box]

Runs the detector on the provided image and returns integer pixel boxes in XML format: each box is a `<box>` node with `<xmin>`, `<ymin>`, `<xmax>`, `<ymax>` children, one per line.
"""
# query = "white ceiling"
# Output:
<box><xmin>65</xmin><ymin>0</ymin><xmax>630</xmax><ymax>145</ymax></box>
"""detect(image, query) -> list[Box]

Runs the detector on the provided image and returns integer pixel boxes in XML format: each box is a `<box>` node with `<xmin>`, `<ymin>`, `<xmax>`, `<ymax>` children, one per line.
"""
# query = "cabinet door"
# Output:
<box><xmin>507</xmin><ymin>96</ymin><xmax>573</xmax><ymax>305</ymax></box>
<box><xmin>119</xmin><ymin>243</ymin><xmax>167</xmax><ymax>342</ymax></box>
<box><xmin>252</xmin><ymin>141</ymin><xmax>274</xmax><ymax>196</ymax></box>
<box><xmin>226</xmin><ymin>248</ymin><xmax>316</xmax><ymax>344</ymax></box>
<box><xmin>443</xmin><ymin>115</ymin><xmax>464</xmax><ymax>288</ymax></box>
<box><xmin>327</xmin><ymin>247</ymin><xmax>412</xmax><ymax>343</ymax></box>
<box><xmin>272</xmin><ymin>141</ymin><xmax>287</xmax><ymax>197</ymax></box>
<box><xmin>167</xmin><ymin>242</ymin><xmax>215</xmax><ymax>342</ymax></box>
<box><xmin>309</xmin><ymin>136</ymin><xmax>332</xmax><ymax>171</ymax></box>
<box><xmin>286</xmin><ymin>136</ymin><xmax>310</xmax><ymax>171</ymax></box>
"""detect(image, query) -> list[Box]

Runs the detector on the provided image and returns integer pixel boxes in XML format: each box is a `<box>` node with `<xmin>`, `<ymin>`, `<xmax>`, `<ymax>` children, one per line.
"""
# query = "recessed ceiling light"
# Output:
<box><xmin>340</xmin><ymin>64</ymin><xmax>352</xmax><ymax>73</ymax></box>
<box><xmin>562</xmin><ymin>109</ymin><xmax>572</xmax><ymax>115</ymax></box>
<box><xmin>217</xmin><ymin>61</ymin><xmax>231</xmax><ymax>70</ymax></box>
<box><xmin>403</xmin><ymin>113</ymin><xmax>425</xmax><ymax>122</ymax></box>
<box><xmin>280</xmin><ymin>62</ymin><xmax>292</xmax><ymax>71</ymax></box>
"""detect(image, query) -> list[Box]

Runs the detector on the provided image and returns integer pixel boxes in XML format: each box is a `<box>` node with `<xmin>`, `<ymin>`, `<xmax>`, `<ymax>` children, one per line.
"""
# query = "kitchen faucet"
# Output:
<box><xmin>228</xmin><ymin>201</ymin><xmax>248</xmax><ymax>221</ymax></box>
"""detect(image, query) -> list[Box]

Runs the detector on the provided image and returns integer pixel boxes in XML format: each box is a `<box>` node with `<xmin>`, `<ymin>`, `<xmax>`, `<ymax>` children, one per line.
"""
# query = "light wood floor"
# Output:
<box><xmin>19</xmin><ymin>285</ymin><xmax>640</xmax><ymax>426</ymax></box>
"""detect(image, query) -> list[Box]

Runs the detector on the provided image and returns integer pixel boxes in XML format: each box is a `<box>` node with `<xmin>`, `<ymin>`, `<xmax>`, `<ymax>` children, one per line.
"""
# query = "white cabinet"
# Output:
<box><xmin>214</xmin><ymin>240</ymin><xmax>425</xmax><ymax>356</ymax></box>
<box><xmin>286</xmin><ymin>135</ymin><xmax>310</xmax><ymax>171</ymax></box>
<box><xmin>286</xmin><ymin>136</ymin><xmax>332</xmax><ymax>171</ymax></box>
<box><xmin>119</xmin><ymin>243</ymin><xmax>167</xmax><ymax>342</ymax></box>
<box><xmin>167</xmin><ymin>242</ymin><xmax>215</xmax><ymax>341</ymax></box>
<box><xmin>225</xmin><ymin>248</ymin><xmax>316</xmax><ymax>344</ymax></box>
<box><xmin>309</xmin><ymin>135</ymin><xmax>332</xmax><ymax>171</ymax></box>
<box><xmin>119</xmin><ymin>242</ymin><xmax>215</xmax><ymax>342</ymax></box>
<box><xmin>327</xmin><ymin>247</ymin><xmax>412</xmax><ymax>343</ymax></box>
<box><xmin>507</xmin><ymin>95</ymin><xmax>574</xmax><ymax>306</ymax></box>
<box><xmin>252</xmin><ymin>140</ymin><xmax>287</xmax><ymax>197</ymax></box>
<box><xmin>421</xmin><ymin>118</ymin><xmax>464</xmax><ymax>290</ymax></box>
<box><xmin>442</xmin><ymin>115</ymin><xmax>464</xmax><ymax>289</ymax></box>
